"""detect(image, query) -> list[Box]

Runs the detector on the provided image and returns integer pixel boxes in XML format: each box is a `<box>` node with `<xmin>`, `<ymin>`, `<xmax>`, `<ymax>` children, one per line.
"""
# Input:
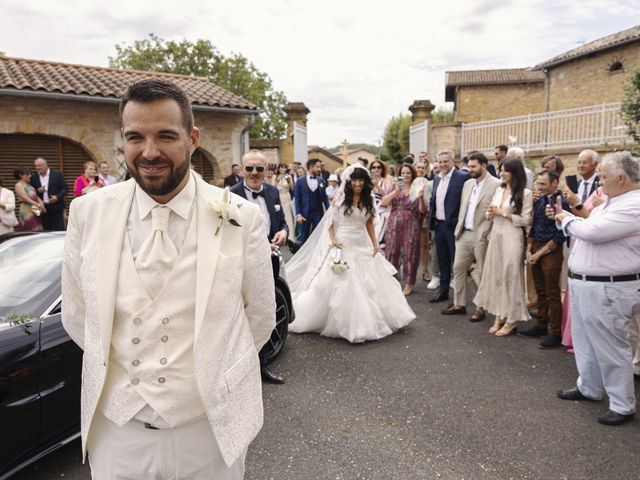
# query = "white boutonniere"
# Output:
<box><xmin>209</xmin><ymin>187</ymin><xmax>242</xmax><ymax>236</ymax></box>
<box><xmin>275</xmin><ymin>204</ymin><xmax>281</xmax><ymax>212</ymax></box>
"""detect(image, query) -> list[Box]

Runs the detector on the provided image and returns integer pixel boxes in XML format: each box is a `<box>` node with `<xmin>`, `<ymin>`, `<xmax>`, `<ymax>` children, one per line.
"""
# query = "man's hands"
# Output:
<box><xmin>49</xmin><ymin>195</ymin><xmax>58</xmax><ymax>204</ymax></box>
<box><xmin>271</xmin><ymin>230</ymin><xmax>287</xmax><ymax>249</ymax></box>
<box><xmin>296</xmin><ymin>214</ymin><xmax>306</xmax><ymax>224</ymax></box>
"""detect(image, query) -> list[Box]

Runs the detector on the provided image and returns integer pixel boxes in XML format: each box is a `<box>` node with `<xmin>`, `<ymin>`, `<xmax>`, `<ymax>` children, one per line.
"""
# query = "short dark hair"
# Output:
<box><xmin>13</xmin><ymin>168</ymin><xmax>29</xmax><ymax>180</ymax></box>
<box><xmin>495</xmin><ymin>145</ymin><xmax>508</xmax><ymax>153</ymax></box>
<box><xmin>467</xmin><ymin>151</ymin><xmax>488</xmax><ymax>165</ymax></box>
<box><xmin>541</xmin><ymin>155</ymin><xmax>565</xmax><ymax>175</ymax></box>
<box><xmin>538</xmin><ymin>170</ymin><xmax>560</xmax><ymax>184</ymax></box>
<box><xmin>120</xmin><ymin>79</ymin><xmax>194</xmax><ymax>134</ymax></box>
<box><xmin>307</xmin><ymin>158</ymin><xmax>321</xmax><ymax>170</ymax></box>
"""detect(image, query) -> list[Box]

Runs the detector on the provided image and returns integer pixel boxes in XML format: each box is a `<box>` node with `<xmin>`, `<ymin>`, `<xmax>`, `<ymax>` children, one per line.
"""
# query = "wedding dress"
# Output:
<box><xmin>287</xmin><ymin>165</ymin><xmax>415</xmax><ymax>343</ymax></box>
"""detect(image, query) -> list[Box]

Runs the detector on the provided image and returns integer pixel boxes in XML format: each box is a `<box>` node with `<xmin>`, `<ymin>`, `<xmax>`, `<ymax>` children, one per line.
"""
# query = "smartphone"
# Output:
<box><xmin>94</xmin><ymin>176</ymin><xmax>100</xmax><ymax>183</ymax></box>
<box><xmin>397</xmin><ymin>176</ymin><xmax>404</xmax><ymax>188</ymax></box>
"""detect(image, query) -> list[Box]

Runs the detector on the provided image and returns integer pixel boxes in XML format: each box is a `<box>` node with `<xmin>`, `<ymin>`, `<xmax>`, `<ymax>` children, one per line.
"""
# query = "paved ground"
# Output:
<box><xmin>12</xmin><ymin>280</ymin><xmax>640</xmax><ymax>480</ymax></box>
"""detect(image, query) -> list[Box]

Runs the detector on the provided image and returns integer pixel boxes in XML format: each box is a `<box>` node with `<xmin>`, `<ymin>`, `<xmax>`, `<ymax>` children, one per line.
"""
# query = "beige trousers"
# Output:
<box><xmin>88</xmin><ymin>412</ymin><xmax>246</xmax><ymax>480</ymax></box>
<box><xmin>452</xmin><ymin>230</ymin><xmax>487</xmax><ymax>307</ymax></box>
<box><xmin>629</xmin><ymin>312</ymin><xmax>640</xmax><ymax>376</ymax></box>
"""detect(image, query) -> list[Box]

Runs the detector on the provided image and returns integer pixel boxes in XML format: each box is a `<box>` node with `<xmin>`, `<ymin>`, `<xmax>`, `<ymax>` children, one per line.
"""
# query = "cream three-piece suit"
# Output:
<box><xmin>61</xmin><ymin>173</ymin><xmax>275</xmax><ymax>477</ymax></box>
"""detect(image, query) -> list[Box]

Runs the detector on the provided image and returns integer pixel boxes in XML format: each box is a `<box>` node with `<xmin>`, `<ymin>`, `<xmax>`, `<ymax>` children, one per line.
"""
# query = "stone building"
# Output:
<box><xmin>339</xmin><ymin>147</ymin><xmax>377</xmax><ymax>166</ymax></box>
<box><xmin>307</xmin><ymin>146</ymin><xmax>343</xmax><ymax>172</ymax></box>
<box><xmin>0</xmin><ymin>56</ymin><xmax>257</xmax><ymax>203</ymax></box>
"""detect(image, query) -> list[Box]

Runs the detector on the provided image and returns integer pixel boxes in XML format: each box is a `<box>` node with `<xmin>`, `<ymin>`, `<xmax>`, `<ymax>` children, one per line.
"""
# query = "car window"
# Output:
<box><xmin>0</xmin><ymin>234</ymin><xmax>64</xmax><ymax>325</ymax></box>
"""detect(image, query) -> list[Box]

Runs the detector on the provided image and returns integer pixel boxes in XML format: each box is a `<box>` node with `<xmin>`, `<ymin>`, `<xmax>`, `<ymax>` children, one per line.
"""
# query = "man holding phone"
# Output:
<box><xmin>30</xmin><ymin>157</ymin><xmax>68</xmax><ymax>230</ymax></box>
<box><xmin>519</xmin><ymin>170</ymin><xmax>569</xmax><ymax>349</ymax></box>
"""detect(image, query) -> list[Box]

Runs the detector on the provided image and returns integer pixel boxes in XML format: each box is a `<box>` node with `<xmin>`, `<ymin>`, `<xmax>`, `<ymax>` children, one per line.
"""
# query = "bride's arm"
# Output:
<box><xmin>366</xmin><ymin>216</ymin><xmax>379</xmax><ymax>256</ymax></box>
<box><xmin>329</xmin><ymin>222</ymin><xmax>339</xmax><ymax>247</ymax></box>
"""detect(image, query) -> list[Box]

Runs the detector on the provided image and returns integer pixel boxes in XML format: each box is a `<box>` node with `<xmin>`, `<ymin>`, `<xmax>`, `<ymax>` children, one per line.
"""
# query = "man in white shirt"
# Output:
<box><xmin>553</xmin><ymin>151</ymin><xmax>640</xmax><ymax>426</ymax></box>
<box><xmin>98</xmin><ymin>161</ymin><xmax>118</xmax><ymax>186</ymax></box>
<box><xmin>62</xmin><ymin>79</ymin><xmax>274</xmax><ymax>479</ymax></box>
<box><xmin>442</xmin><ymin>152</ymin><xmax>500</xmax><ymax>320</ymax></box>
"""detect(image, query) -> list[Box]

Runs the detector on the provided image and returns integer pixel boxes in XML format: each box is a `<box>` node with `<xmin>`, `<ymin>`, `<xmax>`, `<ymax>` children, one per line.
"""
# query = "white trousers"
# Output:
<box><xmin>628</xmin><ymin>311</ymin><xmax>640</xmax><ymax>376</ymax></box>
<box><xmin>570</xmin><ymin>278</ymin><xmax>640</xmax><ymax>415</ymax></box>
<box><xmin>88</xmin><ymin>412</ymin><xmax>246</xmax><ymax>480</ymax></box>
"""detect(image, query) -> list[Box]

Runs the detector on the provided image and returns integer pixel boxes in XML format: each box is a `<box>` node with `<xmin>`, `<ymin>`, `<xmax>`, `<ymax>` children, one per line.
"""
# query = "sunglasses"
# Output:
<box><xmin>244</xmin><ymin>165</ymin><xmax>265</xmax><ymax>173</ymax></box>
<box><xmin>371</xmin><ymin>165</ymin><xmax>382</xmax><ymax>169</ymax></box>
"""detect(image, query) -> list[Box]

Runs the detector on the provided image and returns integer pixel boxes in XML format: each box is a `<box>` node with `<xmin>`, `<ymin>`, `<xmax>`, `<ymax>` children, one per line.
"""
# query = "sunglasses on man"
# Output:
<box><xmin>244</xmin><ymin>165</ymin><xmax>265</xmax><ymax>173</ymax></box>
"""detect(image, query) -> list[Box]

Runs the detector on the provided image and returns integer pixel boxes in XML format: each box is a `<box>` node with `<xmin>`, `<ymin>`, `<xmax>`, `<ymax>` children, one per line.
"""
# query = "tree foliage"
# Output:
<box><xmin>383</xmin><ymin>114</ymin><xmax>411</xmax><ymax>162</ymax></box>
<box><xmin>109</xmin><ymin>34</ymin><xmax>287</xmax><ymax>139</ymax></box>
<box><xmin>621</xmin><ymin>70</ymin><xmax>640</xmax><ymax>143</ymax></box>
<box><xmin>431</xmin><ymin>105</ymin><xmax>454</xmax><ymax>124</ymax></box>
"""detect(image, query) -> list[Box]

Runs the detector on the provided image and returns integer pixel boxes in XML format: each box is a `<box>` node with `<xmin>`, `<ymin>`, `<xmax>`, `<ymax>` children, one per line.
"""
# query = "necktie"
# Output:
<box><xmin>135</xmin><ymin>206</ymin><xmax>178</xmax><ymax>299</ymax></box>
<box><xmin>581</xmin><ymin>182</ymin><xmax>589</xmax><ymax>203</ymax></box>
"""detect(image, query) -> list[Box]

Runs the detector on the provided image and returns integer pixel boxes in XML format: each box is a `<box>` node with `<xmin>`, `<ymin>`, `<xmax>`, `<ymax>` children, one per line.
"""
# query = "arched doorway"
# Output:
<box><xmin>190</xmin><ymin>148</ymin><xmax>217</xmax><ymax>184</ymax></box>
<box><xmin>0</xmin><ymin>133</ymin><xmax>95</xmax><ymax>211</ymax></box>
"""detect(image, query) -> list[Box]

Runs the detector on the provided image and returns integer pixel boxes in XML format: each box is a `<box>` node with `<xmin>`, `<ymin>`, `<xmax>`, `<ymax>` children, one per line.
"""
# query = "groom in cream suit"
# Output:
<box><xmin>62</xmin><ymin>79</ymin><xmax>275</xmax><ymax>479</ymax></box>
<box><xmin>441</xmin><ymin>151</ymin><xmax>500</xmax><ymax>321</ymax></box>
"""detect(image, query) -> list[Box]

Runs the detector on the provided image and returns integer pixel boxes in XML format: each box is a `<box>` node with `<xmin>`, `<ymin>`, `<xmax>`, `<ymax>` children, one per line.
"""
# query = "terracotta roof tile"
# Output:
<box><xmin>536</xmin><ymin>24</ymin><xmax>640</xmax><ymax>69</ymax></box>
<box><xmin>0</xmin><ymin>56</ymin><xmax>257</xmax><ymax>111</ymax></box>
<box><xmin>445</xmin><ymin>68</ymin><xmax>545</xmax><ymax>86</ymax></box>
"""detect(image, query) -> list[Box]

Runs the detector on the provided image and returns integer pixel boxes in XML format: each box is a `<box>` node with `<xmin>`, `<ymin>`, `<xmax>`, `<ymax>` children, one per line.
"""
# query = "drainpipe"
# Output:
<box><xmin>240</xmin><ymin>113</ymin><xmax>257</xmax><ymax>159</ymax></box>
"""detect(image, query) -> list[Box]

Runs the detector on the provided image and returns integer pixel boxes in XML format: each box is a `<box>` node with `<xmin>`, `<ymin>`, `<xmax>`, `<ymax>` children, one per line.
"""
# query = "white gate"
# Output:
<box><xmin>293</xmin><ymin>122</ymin><xmax>308</xmax><ymax>165</ymax></box>
<box><xmin>409</xmin><ymin>121</ymin><xmax>428</xmax><ymax>157</ymax></box>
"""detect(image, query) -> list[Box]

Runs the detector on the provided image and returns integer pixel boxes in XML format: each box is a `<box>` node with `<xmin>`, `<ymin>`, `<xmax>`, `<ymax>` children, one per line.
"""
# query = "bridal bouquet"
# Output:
<box><xmin>329</xmin><ymin>245</ymin><xmax>349</xmax><ymax>274</ymax></box>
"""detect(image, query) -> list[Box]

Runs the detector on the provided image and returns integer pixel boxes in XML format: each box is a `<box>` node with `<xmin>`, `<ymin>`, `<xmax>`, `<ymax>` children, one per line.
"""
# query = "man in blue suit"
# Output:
<box><xmin>294</xmin><ymin>158</ymin><xmax>330</xmax><ymax>245</ymax></box>
<box><xmin>231</xmin><ymin>150</ymin><xmax>288</xmax><ymax>384</ymax></box>
<box><xmin>429</xmin><ymin>150</ymin><xmax>469</xmax><ymax>303</ymax></box>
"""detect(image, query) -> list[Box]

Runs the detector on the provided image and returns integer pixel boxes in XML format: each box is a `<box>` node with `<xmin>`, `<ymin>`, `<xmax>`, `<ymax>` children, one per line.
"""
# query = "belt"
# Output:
<box><xmin>435</xmin><ymin>219</ymin><xmax>446</xmax><ymax>224</ymax></box>
<box><xmin>568</xmin><ymin>271</ymin><xmax>640</xmax><ymax>282</ymax></box>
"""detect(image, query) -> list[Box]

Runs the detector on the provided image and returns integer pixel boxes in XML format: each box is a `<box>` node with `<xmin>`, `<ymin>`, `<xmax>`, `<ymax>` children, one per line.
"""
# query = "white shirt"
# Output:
<box><xmin>100</xmin><ymin>174</ymin><xmax>118</xmax><ymax>186</ymax></box>
<box><xmin>127</xmin><ymin>173</ymin><xmax>196</xmax><ymax>259</ymax></box>
<box><xmin>463</xmin><ymin>176</ymin><xmax>486</xmax><ymax>230</ymax></box>
<box><xmin>435</xmin><ymin>168</ymin><xmax>454</xmax><ymax>220</ymax></box>
<box><xmin>245</xmin><ymin>184</ymin><xmax>271</xmax><ymax>237</ymax></box>
<box><xmin>306</xmin><ymin>175</ymin><xmax>319</xmax><ymax>192</ymax></box>
<box><xmin>39</xmin><ymin>168</ymin><xmax>50</xmax><ymax>203</ymax></box>
<box><xmin>561</xmin><ymin>189</ymin><xmax>640</xmax><ymax>276</ymax></box>
<box><xmin>577</xmin><ymin>173</ymin><xmax>597</xmax><ymax>203</ymax></box>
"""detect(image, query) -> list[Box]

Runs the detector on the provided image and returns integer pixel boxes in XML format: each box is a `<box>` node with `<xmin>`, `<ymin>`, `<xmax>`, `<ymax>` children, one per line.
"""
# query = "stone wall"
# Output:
<box><xmin>455</xmin><ymin>83</ymin><xmax>545</xmax><ymax>123</ymax></box>
<box><xmin>0</xmin><ymin>96</ymin><xmax>250</xmax><ymax>182</ymax></box>
<box><xmin>428</xmin><ymin>123</ymin><xmax>462</xmax><ymax>162</ymax></box>
<box><xmin>548</xmin><ymin>42</ymin><xmax>640</xmax><ymax>111</ymax></box>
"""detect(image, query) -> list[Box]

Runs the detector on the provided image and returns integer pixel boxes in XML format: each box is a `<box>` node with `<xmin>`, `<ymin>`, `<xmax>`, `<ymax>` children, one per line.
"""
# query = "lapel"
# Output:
<box><xmin>97</xmin><ymin>180</ymin><xmax>136</xmax><ymax>359</ymax></box>
<box><xmin>235</xmin><ymin>181</ymin><xmax>248</xmax><ymax>200</ymax></box>
<box><xmin>194</xmin><ymin>176</ymin><xmax>224</xmax><ymax>341</ymax></box>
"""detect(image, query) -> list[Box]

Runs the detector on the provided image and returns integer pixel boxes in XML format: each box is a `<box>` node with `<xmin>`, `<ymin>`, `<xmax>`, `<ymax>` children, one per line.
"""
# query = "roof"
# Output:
<box><xmin>536</xmin><ymin>24</ymin><xmax>640</xmax><ymax>69</ymax></box>
<box><xmin>0</xmin><ymin>56</ymin><xmax>257</xmax><ymax>111</ymax></box>
<box><xmin>308</xmin><ymin>146</ymin><xmax>343</xmax><ymax>163</ymax></box>
<box><xmin>445</xmin><ymin>68</ymin><xmax>545</xmax><ymax>101</ymax></box>
<box><xmin>250</xmin><ymin>139</ymin><xmax>281</xmax><ymax>149</ymax></box>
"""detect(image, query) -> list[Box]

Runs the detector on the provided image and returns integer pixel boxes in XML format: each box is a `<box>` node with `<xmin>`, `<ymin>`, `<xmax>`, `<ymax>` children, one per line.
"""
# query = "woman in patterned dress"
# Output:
<box><xmin>13</xmin><ymin>168</ymin><xmax>45</xmax><ymax>232</ymax></box>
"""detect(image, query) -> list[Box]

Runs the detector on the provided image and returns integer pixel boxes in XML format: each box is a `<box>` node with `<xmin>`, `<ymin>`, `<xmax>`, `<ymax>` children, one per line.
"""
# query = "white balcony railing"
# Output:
<box><xmin>460</xmin><ymin>102</ymin><xmax>629</xmax><ymax>156</ymax></box>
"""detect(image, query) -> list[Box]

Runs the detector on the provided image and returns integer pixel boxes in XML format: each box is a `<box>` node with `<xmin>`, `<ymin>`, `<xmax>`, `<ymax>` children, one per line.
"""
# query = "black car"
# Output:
<box><xmin>0</xmin><ymin>231</ymin><xmax>294</xmax><ymax>479</ymax></box>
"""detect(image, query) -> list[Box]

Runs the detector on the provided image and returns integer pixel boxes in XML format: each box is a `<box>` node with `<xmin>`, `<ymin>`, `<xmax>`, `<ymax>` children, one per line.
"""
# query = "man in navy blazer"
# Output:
<box><xmin>231</xmin><ymin>150</ymin><xmax>288</xmax><ymax>384</ymax></box>
<box><xmin>294</xmin><ymin>158</ymin><xmax>330</xmax><ymax>245</ymax></box>
<box><xmin>429</xmin><ymin>150</ymin><xmax>469</xmax><ymax>303</ymax></box>
<box><xmin>31</xmin><ymin>157</ymin><xmax>68</xmax><ymax>230</ymax></box>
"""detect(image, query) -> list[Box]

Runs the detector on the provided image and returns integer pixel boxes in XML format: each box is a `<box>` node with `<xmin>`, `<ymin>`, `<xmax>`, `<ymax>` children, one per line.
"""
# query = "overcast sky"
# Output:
<box><xmin>1</xmin><ymin>0</ymin><xmax>638</xmax><ymax>147</ymax></box>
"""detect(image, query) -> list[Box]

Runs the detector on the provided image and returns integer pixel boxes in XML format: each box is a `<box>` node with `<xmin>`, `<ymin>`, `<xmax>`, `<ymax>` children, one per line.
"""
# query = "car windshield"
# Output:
<box><xmin>0</xmin><ymin>234</ymin><xmax>64</xmax><ymax>323</ymax></box>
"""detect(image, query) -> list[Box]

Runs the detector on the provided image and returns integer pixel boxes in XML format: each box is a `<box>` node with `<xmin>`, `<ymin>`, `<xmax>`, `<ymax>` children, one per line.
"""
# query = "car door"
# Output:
<box><xmin>0</xmin><ymin>320</ymin><xmax>41</xmax><ymax>476</ymax></box>
<box><xmin>38</xmin><ymin>299</ymin><xmax>82</xmax><ymax>443</ymax></box>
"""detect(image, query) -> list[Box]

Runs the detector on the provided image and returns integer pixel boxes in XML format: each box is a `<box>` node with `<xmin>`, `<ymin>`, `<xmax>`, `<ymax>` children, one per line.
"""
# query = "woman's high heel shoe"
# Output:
<box><xmin>495</xmin><ymin>322</ymin><xmax>517</xmax><ymax>337</ymax></box>
<box><xmin>488</xmin><ymin>317</ymin><xmax>505</xmax><ymax>334</ymax></box>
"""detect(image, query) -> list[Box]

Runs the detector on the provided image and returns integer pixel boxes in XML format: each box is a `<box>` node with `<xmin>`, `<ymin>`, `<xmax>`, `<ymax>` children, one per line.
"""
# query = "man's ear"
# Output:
<box><xmin>190</xmin><ymin>127</ymin><xmax>201</xmax><ymax>153</ymax></box>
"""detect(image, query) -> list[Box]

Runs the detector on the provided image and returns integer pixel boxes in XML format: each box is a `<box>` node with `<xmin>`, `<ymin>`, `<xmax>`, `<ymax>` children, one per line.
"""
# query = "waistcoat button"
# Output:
<box><xmin>162</xmin><ymin>317</ymin><xmax>170</xmax><ymax>325</ymax></box>
<box><xmin>158</xmin><ymin>377</ymin><xmax>166</xmax><ymax>384</ymax></box>
<box><xmin>160</xmin><ymin>358</ymin><xmax>167</xmax><ymax>365</ymax></box>
<box><xmin>132</xmin><ymin>337</ymin><xmax>140</xmax><ymax>345</ymax></box>
<box><xmin>161</xmin><ymin>335</ymin><xmax>168</xmax><ymax>342</ymax></box>
<box><xmin>132</xmin><ymin>359</ymin><xmax>140</xmax><ymax>367</ymax></box>
<box><xmin>133</xmin><ymin>317</ymin><xmax>141</xmax><ymax>325</ymax></box>
<box><xmin>131</xmin><ymin>378</ymin><xmax>140</xmax><ymax>385</ymax></box>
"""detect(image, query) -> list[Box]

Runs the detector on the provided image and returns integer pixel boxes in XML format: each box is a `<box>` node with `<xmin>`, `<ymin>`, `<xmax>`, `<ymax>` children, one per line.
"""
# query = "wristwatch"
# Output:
<box><xmin>573</xmin><ymin>203</ymin><xmax>584</xmax><ymax>211</ymax></box>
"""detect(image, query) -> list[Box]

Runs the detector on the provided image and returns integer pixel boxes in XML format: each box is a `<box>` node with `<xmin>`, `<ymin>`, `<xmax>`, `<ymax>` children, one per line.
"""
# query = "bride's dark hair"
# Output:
<box><xmin>343</xmin><ymin>167</ymin><xmax>375</xmax><ymax>216</ymax></box>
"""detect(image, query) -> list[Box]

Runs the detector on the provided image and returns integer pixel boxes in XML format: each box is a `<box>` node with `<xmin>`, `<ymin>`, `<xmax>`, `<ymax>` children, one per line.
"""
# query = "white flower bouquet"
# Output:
<box><xmin>329</xmin><ymin>245</ymin><xmax>349</xmax><ymax>274</ymax></box>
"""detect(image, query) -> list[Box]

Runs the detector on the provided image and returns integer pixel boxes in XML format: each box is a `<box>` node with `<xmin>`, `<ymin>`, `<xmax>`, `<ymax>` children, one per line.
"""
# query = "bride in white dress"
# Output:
<box><xmin>287</xmin><ymin>164</ymin><xmax>415</xmax><ymax>343</ymax></box>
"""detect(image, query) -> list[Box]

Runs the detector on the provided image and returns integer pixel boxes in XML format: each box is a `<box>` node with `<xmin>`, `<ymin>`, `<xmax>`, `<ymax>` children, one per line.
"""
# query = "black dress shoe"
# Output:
<box><xmin>598</xmin><ymin>410</ymin><xmax>635</xmax><ymax>426</ymax></box>
<box><xmin>539</xmin><ymin>335</ymin><xmax>563</xmax><ymax>349</ymax></box>
<box><xmin>430</xmin><ymin>290</ymin><xmax>449</xmax><ymax>303</ymax></box>
<box><xmin>261</xmin><ymin>366</ymin><xmax>285</xmax><ymax>384</ymax></box>
<box><xmin>518</xmin><ymin>324</ymin><xmax>548</xmax><ymax>337</ymax></box>
<box><xmin>441</xmin><ymin>305</ymin><xmax>466</xmax><ymax>315</ymax></box>
<box><xmin>557</xmin><ymin>387</ymin><xmax>596</xmax><ymax>401</ymax></box>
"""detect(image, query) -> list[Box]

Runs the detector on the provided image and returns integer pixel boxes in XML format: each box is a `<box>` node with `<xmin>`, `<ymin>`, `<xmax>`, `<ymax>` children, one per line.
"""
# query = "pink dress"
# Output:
<box><xmin>561</xmin><ymin>187</ymin><xmax>606</xmax><ymax>350</ymax></box>
<box><xmin>384</xmin><ymin>189</ymin><xmax>421</xmax><ymax>285</ymax></box>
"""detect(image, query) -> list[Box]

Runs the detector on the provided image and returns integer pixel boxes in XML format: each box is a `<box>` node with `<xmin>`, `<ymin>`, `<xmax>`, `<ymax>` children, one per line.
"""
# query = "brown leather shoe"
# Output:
<box><xmin>469</xmin><ymin>308</ymin><xmax>486</xmax><ymax>323</ymax></box>
<box><xmin>441</xmin><ymin>305</ymin><xmax>467</xmax><ymax>315</ymax></box>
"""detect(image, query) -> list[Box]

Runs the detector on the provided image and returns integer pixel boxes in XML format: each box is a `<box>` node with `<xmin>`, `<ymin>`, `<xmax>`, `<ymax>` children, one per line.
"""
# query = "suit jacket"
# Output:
<box><xmin>230</xmin><ymin>181</ymin><xmax>288</xmax><ymax>240</ymax></box>
<box><xmin>454</xmin><ymin>175</ymin><xmax>501</xmax><ymax>241</ymax></box>
<box><xmin>294</xmin><ymin>175</ymin><xmax>330</xmax><ymax>218</ymax></box>
<box><xmin>61</xmin><ymin>175</ymin><xmax>275</xmax><ymax>467</ymax></box>
<box><xmin>30</xmin><ymin>169</ymin><xmax>68</xmax><ymax>212</ymax></box>
<box><xmin>428</xmin><ymin>169</ymin><xmax>469</xmax><ymax>229</ymax></box>
<box><xmin>223</xmin><ymin>174</ymin><xmax>241</xmax><ymax>188</ymax></box>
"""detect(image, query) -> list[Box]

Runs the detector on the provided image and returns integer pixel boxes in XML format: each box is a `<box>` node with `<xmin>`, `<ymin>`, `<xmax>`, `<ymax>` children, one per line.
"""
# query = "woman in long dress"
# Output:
<box><xmin>274</xmin><ymin>164</ymin><xmax>296</xmax><ymax>241</ymax></box>
<box><xmin>287</xmin><ymin>164</ymin><xmax>415</xmax><ymax>343</ymax></box>
<box><xmin>474</xmin><ymin>158</ymin><xmax>533</xmax><ymax>337</ymax></box>
<box><xmin>369</xmin><ymin>160</ymin><xmax>394</xmax><ymax>245</ymax></box>
<box><xmin>0</xmin><ymin>174</ymin><xmax>18</xmax><ymax>235</ymax></box>
<box><xmin>13</xmin><ymin>168</ymin><xmax>45</xmax><ymax>232</ymax></box>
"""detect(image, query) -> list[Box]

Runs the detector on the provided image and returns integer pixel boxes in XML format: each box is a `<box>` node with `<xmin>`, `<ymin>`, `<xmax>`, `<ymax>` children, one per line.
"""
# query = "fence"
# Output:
<box><xmin>461</xmin><ymin>103</ymin><xmax>629</xmax><ymax>155</ymax></box>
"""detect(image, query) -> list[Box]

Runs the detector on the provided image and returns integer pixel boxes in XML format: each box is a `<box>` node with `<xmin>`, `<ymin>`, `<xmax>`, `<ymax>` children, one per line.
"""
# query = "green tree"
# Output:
<box><xmin>621</xmin><ymin>70</ymin><xmax>640</xmax><ymax>143</ymax></box>
<box><xmin>382</xmin><ymin>114</ymin><xmax>411</xmax><ymax>162</ymax></box>
<box><xmin>431</xmin><ymin>105</ymin><xmax>454</xmax><ymax>124</ymax></box>
<box><xmin>109</xmin><ymin>34</ymin><xmax>287</xmax><ymax>139</ymax></box>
